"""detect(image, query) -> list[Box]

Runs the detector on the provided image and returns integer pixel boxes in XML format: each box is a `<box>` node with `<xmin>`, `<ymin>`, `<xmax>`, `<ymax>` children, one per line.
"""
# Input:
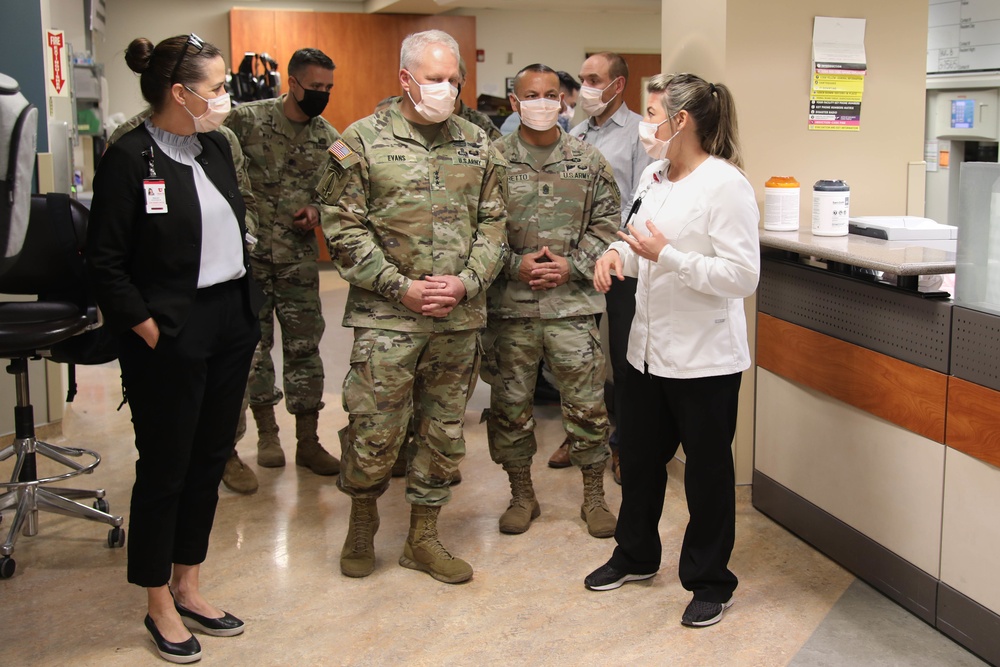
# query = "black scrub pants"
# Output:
<box><xmin>610</xmin><ymin>363</ymin><xmax>742</xmax><ymax>604</ymax></box>
<box><xmin>605</xmin><ymin>276</ymin><xmax>637</xmax><ymax>450</ymax></box>
<box><xmin>118</xmin><ymin>278</ymin><xmax>260</xmax><ymax>587</ymax></box>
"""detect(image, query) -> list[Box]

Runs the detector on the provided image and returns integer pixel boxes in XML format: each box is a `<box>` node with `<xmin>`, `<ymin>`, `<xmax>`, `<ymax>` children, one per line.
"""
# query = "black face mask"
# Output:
<box><xmin>294</xmin><ymin>85</ymin><xmax>330</xmax><ymax>118</ymax></box>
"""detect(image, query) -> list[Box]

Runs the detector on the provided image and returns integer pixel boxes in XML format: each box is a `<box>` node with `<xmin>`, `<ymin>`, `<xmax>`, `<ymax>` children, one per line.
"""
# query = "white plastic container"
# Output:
<box><xmin>763</xmin><ymin>176</ymin><xmax>800</xmax><ymax>231</ymax></box>
<box><xmin>812</xmin><ymin>180</ymin><xmax>850</xmax><ymax>236</ymax></box>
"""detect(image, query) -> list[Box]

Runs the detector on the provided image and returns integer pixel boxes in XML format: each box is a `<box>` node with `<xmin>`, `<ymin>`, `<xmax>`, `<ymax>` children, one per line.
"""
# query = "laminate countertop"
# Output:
<box><xmin>759</xmin><ymin>228</ymin><xmax>957</xmax><ymax>276</ymax></box>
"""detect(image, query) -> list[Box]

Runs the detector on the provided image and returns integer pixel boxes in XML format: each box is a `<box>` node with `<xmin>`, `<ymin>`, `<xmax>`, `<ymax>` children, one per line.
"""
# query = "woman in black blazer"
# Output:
<box><xmin>87</xmin><ymin>34</ymin><xmax>262</xmax><ymax>664</ymax></box>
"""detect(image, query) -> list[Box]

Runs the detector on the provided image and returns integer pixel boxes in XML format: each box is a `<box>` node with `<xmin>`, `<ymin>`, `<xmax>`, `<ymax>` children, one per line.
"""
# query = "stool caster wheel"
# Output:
<box><xmin>93</xmin><ymin>498</ymin><xmax>109</xmax><ymax>513</ymax></box>
<box><xmin>108</xmin><ymin>527</ymin><xmax>125</xmax><ymax>548</ymax></box>
<box><xmin>0</xmin><ymin>556</ymin><xmax>15</xmax><ymax>579</ymax></box>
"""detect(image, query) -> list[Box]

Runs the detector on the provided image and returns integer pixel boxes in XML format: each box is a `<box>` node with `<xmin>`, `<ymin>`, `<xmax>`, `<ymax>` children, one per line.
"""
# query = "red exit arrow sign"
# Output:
<box><xmin>48</xmin><ymin>31</ymin><xmax>65</xmax><ymax>94</ymax></box>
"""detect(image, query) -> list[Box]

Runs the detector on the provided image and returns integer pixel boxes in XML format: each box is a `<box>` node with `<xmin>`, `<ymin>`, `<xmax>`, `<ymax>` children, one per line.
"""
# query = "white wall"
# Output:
<box><xmin>97</xmin><ymin>2</ymin><xmax>661</xmax><ymax>119</ymax></box>
<box><xmin>452</xmin><ymin>8</ymin><xmax>661</xmax><ymax>98</ymax></box>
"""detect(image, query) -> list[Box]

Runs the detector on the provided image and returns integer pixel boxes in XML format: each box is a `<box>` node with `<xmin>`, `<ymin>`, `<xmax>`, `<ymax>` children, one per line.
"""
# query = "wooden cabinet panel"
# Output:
<box><xmin>230</xmin><ymin>9</ymin><xmax>477</xmax><ymax>133</ymax></box>
<box><xmin>946</xmin><ymin>377</ymin><xmax>1000</xmax><ymax>468</ymax></box>
<box><xmin>757</xmin><ymin>313</ymin><xmax>948</xmax><ymax>442</ymax></box>
<box><xmin>229</xmin><ymin>9</ymin><xmax>275</xmax><ymax>73</ymax></box>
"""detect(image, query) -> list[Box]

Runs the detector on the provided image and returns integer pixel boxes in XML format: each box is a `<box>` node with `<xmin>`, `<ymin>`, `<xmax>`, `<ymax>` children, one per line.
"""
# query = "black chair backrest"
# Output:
<box><xmin>0</xmin><ymin>193</ymin><xmax>88</xmax><ymax>298</ymax></box>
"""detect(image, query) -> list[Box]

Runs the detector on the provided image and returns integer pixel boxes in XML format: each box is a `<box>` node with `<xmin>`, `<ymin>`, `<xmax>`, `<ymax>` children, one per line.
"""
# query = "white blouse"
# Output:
<box><xmin>610</xmin><ymin>156</ymin><xmax>760</xmax><ymax>379</ymax></box>
<box><xmin>145</xmin><ymin>120</ymin><xmax>246</xmax><ymax>289</ymax></box>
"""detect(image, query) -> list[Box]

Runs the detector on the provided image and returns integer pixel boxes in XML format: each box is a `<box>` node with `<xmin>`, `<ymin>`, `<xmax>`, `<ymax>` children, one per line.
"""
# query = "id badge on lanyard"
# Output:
<box><xmin>141</xmin><ymin>145</ymin><xmax>167</xmax><ymax>214</ymax></box>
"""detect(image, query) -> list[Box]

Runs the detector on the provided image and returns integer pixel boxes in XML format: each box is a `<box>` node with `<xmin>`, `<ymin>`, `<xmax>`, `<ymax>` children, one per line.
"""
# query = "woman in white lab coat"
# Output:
<box><xmin>583</xmin><ymin>73</ymin><xmax>760</xmax><ymax>628</ymax></box>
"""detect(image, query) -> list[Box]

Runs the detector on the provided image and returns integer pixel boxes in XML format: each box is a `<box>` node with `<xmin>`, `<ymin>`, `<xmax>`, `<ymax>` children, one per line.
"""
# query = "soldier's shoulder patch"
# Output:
<box><xmin>328</xmin><ymin>139</ymin><xmax>355</xmax><ymax>161</ymax></box>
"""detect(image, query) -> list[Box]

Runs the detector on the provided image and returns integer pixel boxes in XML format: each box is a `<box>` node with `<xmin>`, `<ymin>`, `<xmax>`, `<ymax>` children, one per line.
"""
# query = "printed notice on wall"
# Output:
<box><xmin>809</xmin><ymin>17</ymin><xmax>866</xmax><ymax>132</ymax></box>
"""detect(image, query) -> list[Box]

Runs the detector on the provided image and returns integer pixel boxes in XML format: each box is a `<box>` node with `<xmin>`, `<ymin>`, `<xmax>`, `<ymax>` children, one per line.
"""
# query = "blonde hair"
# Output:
<box><xmin>646</xmin><ymin>73</ymin><xmax>743</xmax><ymax>170</ymax></box>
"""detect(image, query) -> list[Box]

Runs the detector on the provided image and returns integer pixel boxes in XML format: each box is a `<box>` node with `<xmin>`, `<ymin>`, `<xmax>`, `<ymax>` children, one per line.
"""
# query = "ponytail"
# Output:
<box><xmin>648</xmin><ymin>73</ymin><xmax>744</xmax><ymax>170</ymax></box>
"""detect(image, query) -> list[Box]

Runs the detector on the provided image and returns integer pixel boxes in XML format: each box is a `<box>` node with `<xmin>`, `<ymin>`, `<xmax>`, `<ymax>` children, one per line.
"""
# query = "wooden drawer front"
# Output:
<box><xmin>757</xmin><ymin>313</ymin><xmax>948</xmax><ymax>442</ymax></box>
<box><xmin>946</xmin><ymin>377</ymin><xmax>1000</xmax><ymax>468</ymax></box>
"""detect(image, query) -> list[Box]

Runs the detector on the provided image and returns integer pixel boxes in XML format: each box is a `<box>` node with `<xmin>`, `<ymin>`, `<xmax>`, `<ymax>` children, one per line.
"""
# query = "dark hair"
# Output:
<box><xmin>124</xmin><ymin>35</ymin><xmax>222</xmax><ymax>111</ymax></box>
<box><xmin>556</xmin><ymin>71</ymin><xmax>580</xmax><ymax>93</ymax></box>
<box><xmin>647</xmin><ymin>72</ymin><xmax>744</xmax><ymax>169</ymax></box>
<box><xmin>513</xmin><ymin>63</ymin><xmax>558</xmax><ymax>96</ymax></box>
<box><xmin>592</xmin><ymin>52</ymin><xmax>629</xmax><ymax>83</ymax></box>
<box><xmin>288</xmin><ymin>48</ymin><xmax>335</xmax><ymax>79</ymax></box>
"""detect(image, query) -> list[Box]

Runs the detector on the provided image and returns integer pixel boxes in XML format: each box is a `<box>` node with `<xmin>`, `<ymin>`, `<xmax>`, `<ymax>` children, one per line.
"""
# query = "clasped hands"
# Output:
<box><xmin>518</xmin><ymin>246</ymin><xmax>570</xmax><ymax>291</ymax></box>
<box><xmin>291</xmin><ymin>205</ymin><xmax>320</xmax><ymax>233</ymax></box>
<box><xmin>401</xmin><ymin>275</ymin><xmax>467</xmax><ymax>318</ymax></box>
<box><xmin>593</xmin><ymin>220</ymin><xmax>669</xmax><ymax>293</ymax></box>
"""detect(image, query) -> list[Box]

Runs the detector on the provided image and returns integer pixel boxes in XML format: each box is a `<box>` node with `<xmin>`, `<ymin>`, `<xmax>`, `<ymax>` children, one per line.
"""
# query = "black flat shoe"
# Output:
<box><xmin>175</xmin><ymin>602</ymin><xmax>245</xmax><ymax>637</ymax></box>
<box><xmin>144</xmin><ymin>614</ymin><xmax>202</xmax><ymax>664</ymax></box>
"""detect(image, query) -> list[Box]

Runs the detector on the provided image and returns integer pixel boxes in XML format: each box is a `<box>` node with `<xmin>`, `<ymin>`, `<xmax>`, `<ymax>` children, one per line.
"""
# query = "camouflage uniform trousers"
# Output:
<box><xmin>483</xmin><ymin>315</ymin><xmax>609</xmax><ymax>469</ymax></box>
<box><xmin>337</xmin><ymin>327</ymin><xmax>480</xmax><ymax>506</ymax></box>
<box><xmin>248</xmin><ymin>257</ymin><xmax>326</xmax><ymax>414</ymax></box>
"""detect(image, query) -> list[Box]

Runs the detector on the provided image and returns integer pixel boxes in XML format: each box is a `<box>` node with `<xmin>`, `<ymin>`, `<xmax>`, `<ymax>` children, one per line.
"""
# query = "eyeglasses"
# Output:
<box><xmin>170</xmin><ymin>33</ymin><xmax>204</xmax><ymax>83</ymax></box>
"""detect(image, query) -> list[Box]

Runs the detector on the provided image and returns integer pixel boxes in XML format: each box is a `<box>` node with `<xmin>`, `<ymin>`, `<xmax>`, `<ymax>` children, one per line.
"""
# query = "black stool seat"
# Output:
<box><xmin>0</xmin><ymin>302</ymin><xmax>89</xmax><ymax>356</ymax></box>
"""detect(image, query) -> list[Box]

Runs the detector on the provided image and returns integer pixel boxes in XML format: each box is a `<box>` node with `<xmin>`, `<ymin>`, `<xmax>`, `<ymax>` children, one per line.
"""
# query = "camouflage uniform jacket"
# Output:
<box><xmin>490</xmin><ymin>129</ymin><xmax>620</xmax><ymax>320</ymax></box>
<box><xmin>458</xmin><ymin>101</ymin><xmax>501</xmax><ymax>142</ymax></box>
<box><xmin>224</xmin><ymin>96</ymin><xmax>340</xmax><ymax>263</ymax></box>
<box><xmin>316</xmin><ymin>100</ymin><xmax>508</xmax><ymax>333</ymax></box>
<box><xmin>108</xmin><ymin>110</ymin><xmax>259</xmax><ymax>235</ymax></box>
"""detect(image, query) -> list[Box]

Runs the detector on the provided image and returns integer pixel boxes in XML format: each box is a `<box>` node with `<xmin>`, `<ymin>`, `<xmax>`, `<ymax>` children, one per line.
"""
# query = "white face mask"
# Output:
<box><xmin>638</xmin><ymin>117</ymin><xmax>679</xmax><ymax>160</ymax></box>
<box><xmin>516</xmin><ymin>97</ymin><xmax>561</xmax><ymax>131</ymax></box>
<box><xmin>184</xmin><ymin>87</ymin><xmax>231</xmax><ymax>133</ymax></box>
<box><xmin>406</xmin><ymin>74</ymin><xmax>458</xmax><ymax>123</ymax></box>
<box><xmin>579</xmin><ymin>80</ymin><xmax>619</xmax><ymax>117</ymax></box>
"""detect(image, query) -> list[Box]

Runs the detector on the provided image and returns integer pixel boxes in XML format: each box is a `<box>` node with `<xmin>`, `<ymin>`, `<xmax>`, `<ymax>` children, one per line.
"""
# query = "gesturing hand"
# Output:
<box><xmin>593</xmin><ymin>249</ymin><xmax>623</xmax><ymax>293</ymax></box>
<box><xmin>619</xmin><ymin>219</ymin><xmax>669</xmax><ymax>262</ymax></box>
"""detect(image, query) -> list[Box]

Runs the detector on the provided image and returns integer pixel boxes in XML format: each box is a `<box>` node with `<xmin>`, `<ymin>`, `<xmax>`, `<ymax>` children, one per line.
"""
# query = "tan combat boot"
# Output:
<box><xmin>294</xmin><ymin>411</ymin><xmax>340</xmax><ymax>475</ymax></box>
<box><xmin>221</xmin><ymin>450</ymin><xmax>258</xmax><ymax>494</ymax></box>
<box><xmin>581</xmin><ymin>461</ymin><xmax>617</xmax><ymax>538</ymax></box>
<box><xmin>252</xmin><ymin>404</ymin><xmax>284</xmax><ymax>468</ymax></box>
<box><xmin>498</xmin><ymin>465</ymin><xmax>540</xmax><ymax>534</ymax></box>
<box><xmin>399</xmin><ymin>505</ymin><xmax>473</xmax><ymax>584</ymax></box>
<box><xmin>340</xmin><ymin>497</ymin><xmax>379</xmax><ymax>577</ymax></box>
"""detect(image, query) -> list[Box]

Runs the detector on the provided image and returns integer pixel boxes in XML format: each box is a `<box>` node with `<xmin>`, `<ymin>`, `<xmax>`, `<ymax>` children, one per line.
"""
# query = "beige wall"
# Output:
<box><xmin>728</xmin><ymin>0</ymin><xmax>928</xmax><ymax>219</ymax></box>
<box><xmin>662</xmin><ymin>0</ymin><xmax>928</xmax><ymax>483</ymax></box>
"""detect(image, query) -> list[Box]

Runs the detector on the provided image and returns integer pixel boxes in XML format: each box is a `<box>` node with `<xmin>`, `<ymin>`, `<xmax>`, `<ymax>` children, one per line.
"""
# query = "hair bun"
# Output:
<box><xmin>124</xmin><ymin>38</ymin><xmax>154</xmax><ymax>74</ymax></box>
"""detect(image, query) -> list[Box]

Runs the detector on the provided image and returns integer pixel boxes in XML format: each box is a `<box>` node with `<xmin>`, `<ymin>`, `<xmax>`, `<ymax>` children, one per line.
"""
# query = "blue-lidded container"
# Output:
<box><xmin>812</xmin><ymin>180</ymin><xmax>850</xmax><ymax>236</ymax></box>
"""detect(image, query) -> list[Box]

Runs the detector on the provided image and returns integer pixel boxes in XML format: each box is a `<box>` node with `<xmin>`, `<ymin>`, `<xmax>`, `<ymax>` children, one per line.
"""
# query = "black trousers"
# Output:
<box><xmin>118</xmin><ymin>279</ymin><xmax>260</xmax><ymax>587</ymax></box>
<box><xmin>610</xmin><ymin>364</ymin><xmax>741</xmax><ymax>603</ymax></box>
<box><xmin>605</xmin><ymin>276</ymin><xmax>637</xmax><ymax>450</ymax></box>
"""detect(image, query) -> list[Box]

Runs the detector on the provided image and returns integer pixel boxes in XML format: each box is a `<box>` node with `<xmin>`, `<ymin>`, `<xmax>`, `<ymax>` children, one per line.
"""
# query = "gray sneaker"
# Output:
<box><xmin>681</xmin><ymin>598</ymin><xmax>734</xmax><ymax>627</ymax></box>
<box><xmin>584</xmin><ymin>561</ymin><xmax>656</xmax><ymax>591</ymax></box>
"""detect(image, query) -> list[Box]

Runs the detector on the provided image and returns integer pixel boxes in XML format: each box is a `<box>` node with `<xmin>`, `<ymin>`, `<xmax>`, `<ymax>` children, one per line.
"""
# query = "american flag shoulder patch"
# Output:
<box><xmin>328</xmin><ymin>139</ymin><xmax>354</xmax><ymax>161</ymax></box>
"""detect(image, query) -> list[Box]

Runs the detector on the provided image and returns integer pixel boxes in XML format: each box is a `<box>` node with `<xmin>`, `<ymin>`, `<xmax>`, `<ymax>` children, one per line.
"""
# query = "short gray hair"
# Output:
<box><xmin>400</xmin><ymin>30</ymin><xmax>460</xmax><ymax>71</ymax></box>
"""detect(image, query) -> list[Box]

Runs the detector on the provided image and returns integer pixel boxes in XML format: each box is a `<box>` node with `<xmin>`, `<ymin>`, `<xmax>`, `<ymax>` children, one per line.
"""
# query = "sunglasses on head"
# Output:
<box><xmin>170</xmin><ymin>33</ymin><xmax>204</xmax><ymax>83</ymax></box>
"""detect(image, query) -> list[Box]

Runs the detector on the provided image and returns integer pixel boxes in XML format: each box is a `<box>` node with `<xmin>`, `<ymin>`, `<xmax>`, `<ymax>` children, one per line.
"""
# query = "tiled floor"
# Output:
<box><xmin>0</xmin><ymin>269</ymin><xmax>987</xmax><ymax>666</ymax></box>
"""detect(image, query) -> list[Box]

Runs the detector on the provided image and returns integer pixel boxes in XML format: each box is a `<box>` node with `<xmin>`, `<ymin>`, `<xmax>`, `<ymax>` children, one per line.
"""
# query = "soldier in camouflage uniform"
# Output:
<box><xmin>316</xmin><ymin>30</ymin><xmax>507</xmax><ymax>584</ymax></box>
<box><xmin>224</xmin><ymin>48</ymin><xmax>342</xmax><ymax>476</ymax></box>
<box><xmin>455</xmin><ymin>58</ymin><xmax>501</xmax><ymax>142</ymax></box>
<box><xmin>484</xmin><ymin>64</ymin><xmax>620</xmax><ymax>538</ymax></box>
<box><xmin>108</xmin><ymin>112</ymin><xmax>262</xmax><ymax>495</ymax></box>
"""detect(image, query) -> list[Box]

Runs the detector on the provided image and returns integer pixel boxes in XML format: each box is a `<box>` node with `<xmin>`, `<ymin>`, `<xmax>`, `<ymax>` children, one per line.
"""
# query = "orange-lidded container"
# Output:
<box><xmin>764</xmin><ymin>176</ymin><xmax>800</xmax><ymax>231</ymax></box>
